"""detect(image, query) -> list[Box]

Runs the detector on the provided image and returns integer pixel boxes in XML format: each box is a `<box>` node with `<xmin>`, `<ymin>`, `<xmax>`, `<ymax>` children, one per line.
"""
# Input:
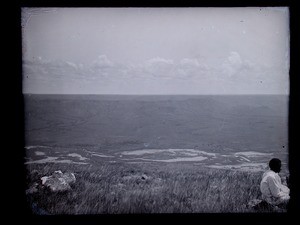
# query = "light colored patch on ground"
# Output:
<box><xmin>235</xmin><ymin>155</ymin><xmax>251</xmax><ymax>162</ymax></box>
<box><xmin>25</xmin><ymin>156</ymin><xmax>58</xmax><ymax>164</ymax></box>
<box><xmin>25</xmin><ymin>145</ymin><xmax>49</xmax><ymax>150</ymax></box>
<box><xmin>181</xmin><ymin>152</ymin><xmax>198</xmax><ymax>156</ymax></box>
<box><xmin>153</xmin><ymin>156</ymin><xmax>208</xmax><ymax>162</ymax></box>
<box><xmin>207</xmin><ymin>163</ymin><xmax>267</xmax><ymax>172</ymax></box>
<box><xmin>234</xmin><ymin>151</ymin><xmax>273</xmax><ymax>157</ymax></box>
<box><xmin>121</xmin><ymin>149</ymin><xmax>216</xmax><ymax>157</ymax></box>
<box><xmin>35</xmin><ymin>151</ymin><xmax>46</xmax><ymax>156</ymax></box>
<box><xmin>118</xmin><ymin>149</ymin><xmax>276</xmax><ymax>165</ymax></box>
<box><xmin>25</xmin><ymin>156</ymin><xmax>88</xmax><ymax>165</ymax></box>
<box><xmin>121</xmin><ymin>149</ymin><xmax>169</xmax><ymax>155</ymax></box>
<box><xmin>129</xmin><ymin>156</ymin><xmax>208</xmax><ymax>163</ymax></box>
<box><xmin>127</xmin><ymin>161</ymin><xmax>152</xmax><ymax>164</ymax></box>
<box><xmin>91</xmin><ymin>153</ymin><xmax>114</xmax><ymax>158</ymax></box>
<box><xmin>67</xmin><ymin>153</ymin><xmax>88</xmax><ymax>161</ymax></box>
<box><xmin>195</xmin><ymin>151</ymin><xmax>216</xmax><ymax>157</ymax></box>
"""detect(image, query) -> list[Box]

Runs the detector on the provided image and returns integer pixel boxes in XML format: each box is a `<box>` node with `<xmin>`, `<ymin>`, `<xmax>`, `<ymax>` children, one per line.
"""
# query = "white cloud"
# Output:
<box><xmin>23</xmin><ymin>58</ymin><xmax>88</xmax><ymax>93</ymax></box>
<box><xmin>221</xmin><ymin>51</ymin><xmax>243</xmax><ymax>77</ymax></box>
<box><xmin>143</xmin><ymin>57</ymin><xmax>175</xmax><ymax>78</ymax></box>
<box><xmin>140</xmin><ymin>57</ymin><xmax>211</xmax><ymax>80</ymax></box>
<box><xmin>91</xmin><ymin>55</ymin><xmax>114</xmax><ymax>69</ymax></box>
<box><xmin>180</xmin><ymin>58</ymin><xmax>200</xmax><ymax>67</ymax></box>
<box><xmin>65</xmin><ymin>61</ymin><xmax>78</xmax><ymax>69</ymax></box>
<box><xmin>145</xmin><ymin>57</ymin><xmax>174</xmax><ymax>66</ymax></box>
<box><xmin>22</xmin><ymin>54</ymin><xmax>288</xmax><ymax>94</ymax></box>
<box><xmin>217</xmin><ymin>51</ymin><xmax>289</xmax><ymax>94</ymax></box>
<box><xmin>177</xmin><ymin>58</ymin><xmax>209</xmax><ymax>79</ymax></box>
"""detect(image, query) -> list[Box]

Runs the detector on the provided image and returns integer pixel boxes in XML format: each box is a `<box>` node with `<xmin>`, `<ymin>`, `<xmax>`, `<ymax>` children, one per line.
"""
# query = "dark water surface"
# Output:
<box><xmin>23</xmin><ymin>94</ymin><xmax>289</xmax><ymax>170</ymax></box>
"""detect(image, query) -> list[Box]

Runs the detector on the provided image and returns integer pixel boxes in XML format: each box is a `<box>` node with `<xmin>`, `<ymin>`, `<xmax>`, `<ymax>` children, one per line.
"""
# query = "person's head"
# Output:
<box><xmin>269</xmin><ymin>158</ymin><xmax>281</xmax><ymax>173</ymax></box>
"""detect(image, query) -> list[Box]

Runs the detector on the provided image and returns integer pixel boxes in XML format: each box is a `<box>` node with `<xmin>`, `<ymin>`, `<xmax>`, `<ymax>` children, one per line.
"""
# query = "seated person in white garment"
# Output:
<box><xmin>260</xmin><ymin>158</ymin><xmax>290</xmax><ymax>207</ymax></box>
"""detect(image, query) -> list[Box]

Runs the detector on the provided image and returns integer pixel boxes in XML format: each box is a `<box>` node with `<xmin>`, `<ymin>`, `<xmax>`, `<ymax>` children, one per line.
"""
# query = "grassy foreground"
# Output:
<box><xmin>25</xmin><ymin>161</ymin><xmax>280</xmax><ymax>214</ymax></box>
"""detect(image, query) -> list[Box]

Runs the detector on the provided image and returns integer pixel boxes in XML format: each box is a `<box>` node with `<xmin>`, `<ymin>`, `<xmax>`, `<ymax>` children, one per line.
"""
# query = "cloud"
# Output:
<box><xmin>220</xmin><ymin>51</ymin><xmax>269</xmax><ymax>83</ymax></box>
<box><xmin>23</xmin><ymin>57</ymin><xmax>88</xmax><ymax>94</ymax></box>
<box><xmin>145</xmin><ymin>57</ymin><xmax>174</xmax><ymax>66</ymax></box>
<box><xmin>22</xmin><ymin>54</ymin><xmax>288</xmax><ymax>94</ymax></box>
<box><xmin>220</xmin><ymin>51</ymin><xmax>280</xmax><ymax>81</ymax></box>
<box><xmin>217</xmin><ymin>51</ymin><xmax>289</xmax><ymax>94</ymax></box>
<box><xmin>65</xmin><ymin>61</ymin><xmax>78</xmax><ymax>69</ymax></box>
<box><xmin>23</xmin><ymin>56</ymin><xmax>211</xmax><ymax>93</ymax></box>
<box><xmin>221</xmin><ymin>51</ymin><xmax>244</xmax><ymax>77</ymax></box>
<box><xmin>139</xmin><ymin>57</ymin><xmax>211</xmax><ymax>80</ymax></box>
<box><xmin>177</xmin><ymin>58</ymin><xmax>210</xmax><ymax>79</ymax></box>
<box><xmin>143</xmin><ymin>57</ymin><xmax>175</xmax><ymax>78</ymax></box>
<box><xmin>180</xmin><ymin>58</ymin><xmax>200</xmax><ymax>67</ymax></box>
<box><xmin>91</xmin><ymin>55</ymin><xmax>114</xmax><ymax>69</ymax></box>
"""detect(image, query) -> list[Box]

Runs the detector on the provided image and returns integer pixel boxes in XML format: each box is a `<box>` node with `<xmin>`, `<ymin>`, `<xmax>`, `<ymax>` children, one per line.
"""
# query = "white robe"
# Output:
<box><xmin>260</xmin><ymin>170</ymin><xmax>290</xmax><ymax>205</ymax></box>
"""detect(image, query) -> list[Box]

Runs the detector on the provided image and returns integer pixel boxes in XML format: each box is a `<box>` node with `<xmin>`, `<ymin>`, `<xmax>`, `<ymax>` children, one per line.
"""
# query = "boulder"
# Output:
<box><xmin>62</xmin><ymin>172</ymin><xmax>76</xmax><ymax>185</ymax></box>
<box><xmin>40</xmin><ymin>170</ymin><xmax>76</xmax><ymax>192</ymax></box>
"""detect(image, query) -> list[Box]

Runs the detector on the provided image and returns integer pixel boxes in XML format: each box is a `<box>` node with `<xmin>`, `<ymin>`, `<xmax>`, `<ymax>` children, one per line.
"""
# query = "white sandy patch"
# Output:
<box><xmin>128</xmin><ymin>156</ymin><xmax>208</xmax><ymax>163</ymax></box>
<box><xmin>25</xmin><ymin>157</ymin><xmax>88</xmax><ymax>165</ymax></box>
<box><xmin>121</xmin><ymin>149</ymin><xmax>216</xmax><ymax>157</ymax></box>
<box><xmin>91</xmin><ymin>153</ymin><xmax>114</xmax><ymax>158</ymax></box>
<box><xmin>235</xmin><ymin>155</ymin><xmax>251</xmax><ymax>162</ymax></box>
<box><xmin>207</xmin><ymin>163</ymin><xmax>267</xmax><ymax>172</ymax></box>
<box><xmin>121</xmin><ymin>149</ymin><xmax>168</xmax><ymax>155</ymax></box>
<box><xmin>190</xmin><ymin>150</ymin><xmax>216</xmax><ymax>157</ymax></box>
<box><xmin>25</xmin><ymin>145</ymin><xmax>49</xmax><ymax>150</ymax></box>
<box><xmin>35</xmin><ymin>151</ymin><xmax>46</xmax><ymax>156</ymax></box>
<box><xmin>25</xmin><ymin>156</ymin><xmax>58</xmax><ymax>164</ymax></box>
<box><xmin>234</xmin><ymin>151</ymin><xmax>273</xmax><ymax>157</ymax></box>
<box><xmin>236</xmin><ymin>163</ymin><xmax>267</xmax><ymax>172</ymax></box>
<box><xmin>68</xmin><ymin>153</ymin><xmax>88</xmax><ymax>161</ymax></box>
<box><xmin>153</xmin><ymin>156</ymin><xmax>208</xmax><ymax>162</ymax></box>
<box><xmin>180</xmin><ymin>152</ymin><xmax>198</xmax><ymax>157</ymax></box>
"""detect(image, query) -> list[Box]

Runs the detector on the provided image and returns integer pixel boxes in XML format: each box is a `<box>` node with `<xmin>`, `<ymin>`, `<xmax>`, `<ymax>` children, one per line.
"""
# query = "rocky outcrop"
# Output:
<box><xmin>40</xmin><ymin>170</ymin><xmax>76</xmax><ymax>192</ymax></box>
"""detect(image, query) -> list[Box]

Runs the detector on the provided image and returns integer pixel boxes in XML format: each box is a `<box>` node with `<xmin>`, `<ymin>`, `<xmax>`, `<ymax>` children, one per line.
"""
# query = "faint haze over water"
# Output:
<box><xmin>22</xmin><ymin>7</ymin><xmax>289</xmax><ymax>95</ymax></box>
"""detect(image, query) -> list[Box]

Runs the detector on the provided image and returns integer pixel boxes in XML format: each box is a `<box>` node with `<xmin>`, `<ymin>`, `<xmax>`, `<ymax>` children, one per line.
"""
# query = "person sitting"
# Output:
<box><xmin>260</xmin><ymin>158</ymin><xmax>290</xmax><ymax>208</ymax></box>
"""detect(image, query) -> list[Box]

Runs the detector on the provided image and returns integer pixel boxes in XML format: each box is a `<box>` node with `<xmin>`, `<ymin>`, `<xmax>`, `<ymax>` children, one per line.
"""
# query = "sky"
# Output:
<box><xmin>22</xmin><ymin>7</ymin><xmax>290</xmax><ymax>95</ymax></box>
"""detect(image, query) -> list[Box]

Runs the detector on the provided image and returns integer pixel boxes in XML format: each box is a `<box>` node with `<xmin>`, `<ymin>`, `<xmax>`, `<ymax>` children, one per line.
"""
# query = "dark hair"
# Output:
<box><xmin>269</xmin><ymin>158</ymin><xmax>281</xmax><ymax>172</ymax></box>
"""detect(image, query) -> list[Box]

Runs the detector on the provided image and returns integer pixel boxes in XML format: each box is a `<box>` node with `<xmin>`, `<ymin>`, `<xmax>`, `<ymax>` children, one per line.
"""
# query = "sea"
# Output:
<box><xmin>23</xmin><ymin>94</ymin><xmax>289</xmax><ymax>172</ymax></box>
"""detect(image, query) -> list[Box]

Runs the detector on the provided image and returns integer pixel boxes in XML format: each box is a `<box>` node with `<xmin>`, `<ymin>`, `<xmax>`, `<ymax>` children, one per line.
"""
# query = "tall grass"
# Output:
<box><xmin>25</xmin><ymin>162</ymin><xmax>269</xmax><ymax>214</ymax></box>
